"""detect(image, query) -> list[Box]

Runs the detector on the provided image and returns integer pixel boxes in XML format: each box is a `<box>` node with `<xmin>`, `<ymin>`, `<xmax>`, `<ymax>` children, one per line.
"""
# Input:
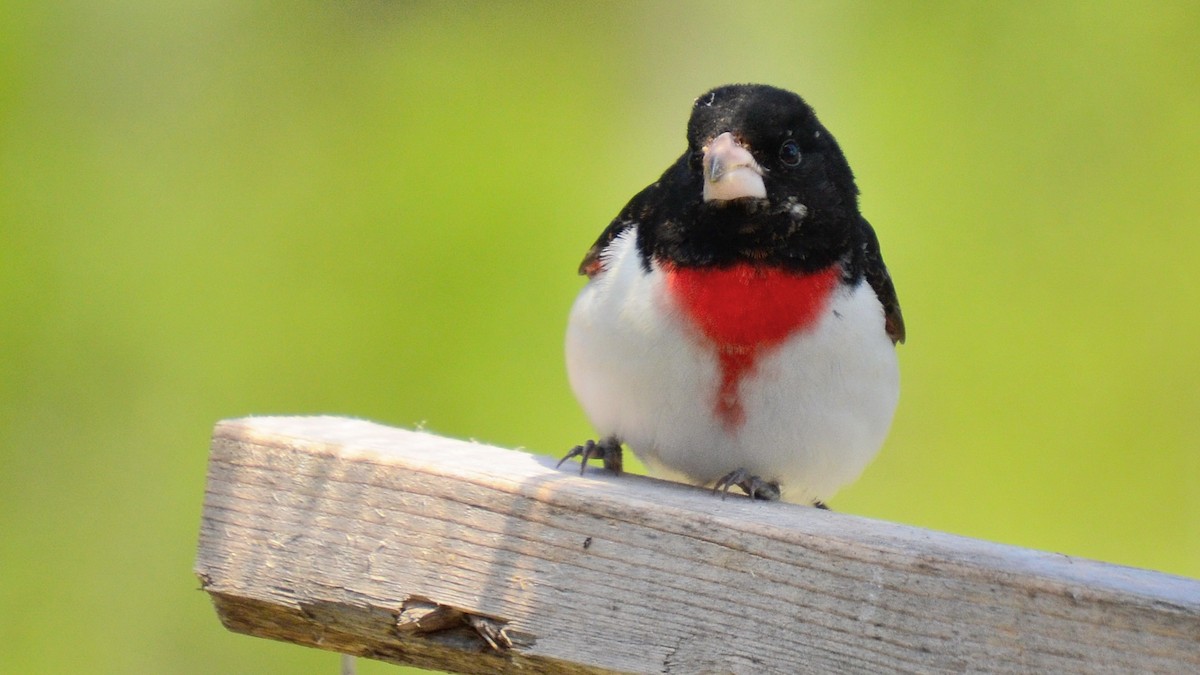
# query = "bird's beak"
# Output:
<box><xmin>702</xmin><ymin>131</ymin><xmax>766</xmax><ymax>202</ymax></box>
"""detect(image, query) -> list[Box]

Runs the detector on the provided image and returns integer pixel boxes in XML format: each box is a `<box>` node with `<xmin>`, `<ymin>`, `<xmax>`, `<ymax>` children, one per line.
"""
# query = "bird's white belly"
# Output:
<box><xmin>565</xmin><ymin>230</ymin><xmax>899</xmax><ymax>503</ymax></box>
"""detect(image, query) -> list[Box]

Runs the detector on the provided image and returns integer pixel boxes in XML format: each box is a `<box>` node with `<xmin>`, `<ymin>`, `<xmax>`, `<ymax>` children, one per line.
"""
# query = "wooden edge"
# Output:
<box><xmin>196</xmin><ymin>415</ymin><xmax>1200</xmax><ymax>674</ymax></box>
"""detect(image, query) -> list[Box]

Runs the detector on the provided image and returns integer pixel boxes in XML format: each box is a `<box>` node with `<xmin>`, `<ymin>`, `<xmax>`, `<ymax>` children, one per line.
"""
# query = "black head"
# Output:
<box><xmin>620</xmin><ymin>84</ymin><xmax>867</xmax><ymax>272</ymax></box>
<box><xmin>687</xmin><ymin>84</ymin><xmax>859</xmax><ymax>220</ymax></box>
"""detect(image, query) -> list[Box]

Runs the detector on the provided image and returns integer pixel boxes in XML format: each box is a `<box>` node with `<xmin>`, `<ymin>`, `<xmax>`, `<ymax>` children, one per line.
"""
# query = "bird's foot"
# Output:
<box><xmin>713</xmin><ymin>468</ymin><xmax>781</xmax><ymax>501</ymax></box>
<box><xmin>557</xmin><ymin>436</ymin><xmax>623</xmax><ymax>475</ymax></box>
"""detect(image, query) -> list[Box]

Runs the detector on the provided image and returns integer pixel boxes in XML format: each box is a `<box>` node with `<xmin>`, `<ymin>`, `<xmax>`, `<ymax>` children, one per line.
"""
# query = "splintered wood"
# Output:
<box><xmin>195</xmin><ymin>416</ymin><xmax>1200</xmax><ymax>674</ymax></box>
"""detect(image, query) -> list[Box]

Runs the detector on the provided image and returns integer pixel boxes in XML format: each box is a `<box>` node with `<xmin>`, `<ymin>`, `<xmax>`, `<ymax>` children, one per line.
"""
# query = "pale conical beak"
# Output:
<box><xmin>702</xmin><ymin>131</ymin><xmax>766</xmax><ymax>202</ymax></box>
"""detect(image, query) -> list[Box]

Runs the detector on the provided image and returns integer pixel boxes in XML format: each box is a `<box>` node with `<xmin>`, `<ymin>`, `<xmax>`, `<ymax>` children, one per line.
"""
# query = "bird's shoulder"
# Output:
<box><xmin>578</xmin><ymin>159</ymin><xmax>692</xmax><ymax>278</ymax></box>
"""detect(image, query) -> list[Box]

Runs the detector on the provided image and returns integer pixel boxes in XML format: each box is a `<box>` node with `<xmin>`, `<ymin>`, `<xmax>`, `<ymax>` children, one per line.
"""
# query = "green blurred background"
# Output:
<box><xmin>2</xmin><ymin>1</ymin><xmax>1198</xmax><ymax>672</ymax></box>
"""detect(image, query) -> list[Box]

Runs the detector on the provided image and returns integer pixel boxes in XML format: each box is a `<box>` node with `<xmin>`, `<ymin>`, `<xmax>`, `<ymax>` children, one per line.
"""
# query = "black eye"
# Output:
<box><xmin>779</xmin><ymin>139</ymin><xmax>802</xmax><ymax>167</ymax></box>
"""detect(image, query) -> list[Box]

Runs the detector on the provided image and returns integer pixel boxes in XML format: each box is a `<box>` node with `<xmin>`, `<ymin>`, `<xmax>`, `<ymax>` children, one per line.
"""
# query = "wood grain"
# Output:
<box><xmin>195</xmin><ymin>416</ymin><xmax>1200</xmax><ymax>674</ymax></box>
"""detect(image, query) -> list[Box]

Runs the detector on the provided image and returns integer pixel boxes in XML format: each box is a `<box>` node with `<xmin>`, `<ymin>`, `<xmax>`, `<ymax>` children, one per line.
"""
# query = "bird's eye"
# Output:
<box><xmin>778</xmin><ymin>140</ymin><xmax>802</xmax><ymax>167</ymax></box>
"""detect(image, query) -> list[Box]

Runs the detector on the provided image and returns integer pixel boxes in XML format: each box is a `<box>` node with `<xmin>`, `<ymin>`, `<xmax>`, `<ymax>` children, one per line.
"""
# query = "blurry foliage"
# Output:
<box><xmin>1</xmin><ymin>2</ymin><xmax>1197</xmax><ymax>673</ymax></box>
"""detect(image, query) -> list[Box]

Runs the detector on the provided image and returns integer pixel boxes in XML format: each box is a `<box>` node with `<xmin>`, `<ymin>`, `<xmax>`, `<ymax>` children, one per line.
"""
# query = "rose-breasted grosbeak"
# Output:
<box><xmin>561</xmin><ymin>84</ymin><xmax>904</xmax><ymax>506</ymax></box>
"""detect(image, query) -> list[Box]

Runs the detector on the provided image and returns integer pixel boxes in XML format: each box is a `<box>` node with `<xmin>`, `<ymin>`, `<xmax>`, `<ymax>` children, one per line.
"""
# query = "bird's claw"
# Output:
<box><xmin>557</xmin><ymin>436</ymin><xmax>623</xmax><ymax>475</ymax></box>
<box><xmin>713</xmin><ymin>468</ymin><xmax>781</xmax><ymax>501</ymax></box>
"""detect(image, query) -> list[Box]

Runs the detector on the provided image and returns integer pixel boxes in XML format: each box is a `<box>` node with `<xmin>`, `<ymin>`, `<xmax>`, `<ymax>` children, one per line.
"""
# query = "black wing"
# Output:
<box><xmin>578</xmin><ymin>216</ymin><xmax>635</xmax><ymax>278</ymax></box>
<box><xmin>859</xmin><ymin>218</ymin><xmax>906</xmax><ymax>345</ymax></box>
<box><xmin>577</xmin><ymin>169</ymin><xmax>683</xmax><ymax>278</ymax></box>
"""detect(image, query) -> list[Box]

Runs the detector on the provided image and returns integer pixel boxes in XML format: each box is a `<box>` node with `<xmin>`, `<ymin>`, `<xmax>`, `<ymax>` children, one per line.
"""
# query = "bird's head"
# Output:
<box><xmin>686</xmin><ymin>84</ymin><xmax>859</xmax><ymax>219</ymax></box>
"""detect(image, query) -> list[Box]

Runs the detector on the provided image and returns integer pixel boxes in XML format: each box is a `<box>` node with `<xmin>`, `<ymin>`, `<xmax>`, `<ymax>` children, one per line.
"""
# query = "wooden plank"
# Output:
<box><xmin>195</xmin><ymin>416</ymin><xmax>1200</xmax><ymax>674</ymax></box>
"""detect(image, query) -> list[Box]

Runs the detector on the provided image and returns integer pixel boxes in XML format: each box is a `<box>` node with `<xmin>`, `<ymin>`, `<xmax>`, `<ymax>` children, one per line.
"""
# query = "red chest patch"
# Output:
<box><xmin>665</xmin><ymin>263</ymin><xmax>841</xmax><ymax>428</ymax></box>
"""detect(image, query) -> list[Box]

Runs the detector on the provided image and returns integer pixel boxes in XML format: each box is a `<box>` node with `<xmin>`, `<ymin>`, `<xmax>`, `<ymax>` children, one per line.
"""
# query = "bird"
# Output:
<box><xmin>560</xmin><ymin>84</ymin><xmax>904</xmax><ymax>507</ymax></box>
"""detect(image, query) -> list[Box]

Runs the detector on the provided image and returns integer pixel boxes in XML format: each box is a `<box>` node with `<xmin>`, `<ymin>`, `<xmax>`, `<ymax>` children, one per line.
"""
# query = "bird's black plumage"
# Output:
<box><xmin>580</xmin><ymin>84</ymin><xmax>904</xmax><ymax>344</ymax></box>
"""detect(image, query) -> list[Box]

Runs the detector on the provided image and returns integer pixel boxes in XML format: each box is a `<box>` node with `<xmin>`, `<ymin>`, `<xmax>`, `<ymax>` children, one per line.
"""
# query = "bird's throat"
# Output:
<box><xmin>664</xmin><ymin>263</ymin><xmax>841</xmax><ymax>428</ymax></box>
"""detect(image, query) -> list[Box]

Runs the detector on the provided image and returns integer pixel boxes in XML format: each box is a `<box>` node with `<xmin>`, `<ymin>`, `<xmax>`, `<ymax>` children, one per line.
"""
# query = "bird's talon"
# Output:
<box><xmin>555</xmin><ymin>444</ymin><xmax>585</xmax><ymax>470</ymax></box>
<box><xmin>714</xmin><ymin>468</ymin><xmax>781</xmax><ymax>501</ymax></box>
<box><xmin>557</xmin><ymin>436</ymin><xmax>623</xmax><ymax>476</ymax></box>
